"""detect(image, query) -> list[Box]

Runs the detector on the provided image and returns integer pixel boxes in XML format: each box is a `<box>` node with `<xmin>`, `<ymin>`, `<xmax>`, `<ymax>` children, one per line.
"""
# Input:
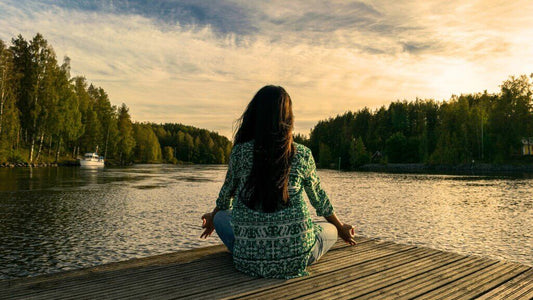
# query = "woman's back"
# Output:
<box><xmin>201</xmin><ymin>85</ymin><xmax>356</xmax><ymax>279</ymax></box>
<box><xmin>216</xmin><ymin>140</ymin><xmax>334</xmax><ymax>278</ymax></box>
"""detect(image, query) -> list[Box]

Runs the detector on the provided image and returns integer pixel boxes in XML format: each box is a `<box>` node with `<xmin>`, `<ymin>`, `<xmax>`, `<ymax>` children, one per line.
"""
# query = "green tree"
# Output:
<box><xmin>73</xmin><ymin>77</ymin><xmax>89</xmax><ymax>154</ymax></box>
<box><xmin>117</xmin><ymin>104</ymin><xmax>135</xmax><ymax>164</ymax></box>
<box><xmin>163</xmin><ymin>146</ymin><xmax>175</xmax><ymax>163</ymax></box>
<box><xmin>488</xmin><ymin>75</ymin><xmax>533</xmax><ymax>161</ymax></box>
<box><xmin>51</xmin><ymin>57</ymin><xmax>83</xmax><ymax>161</ymax></box>
<box><xmin>293</xmin><ymin>133</ymin><xmax>309</xmax><ymax>146</ymax></box>
<box><xmin>11</xmin><ymin>34</ymin><xmax>53</xmax><ymax>162</ymax></box>
<box><xmin>92</xmin><ymin>87</ymin><xmax>118</xmax><ymax>158</ymax></box>
<box><xmin>350</xmin><ymin>136</ymin><xmax>370</xmax><ymax>168</ymax></box>
<box><xmin>429</xmin><ymin>132</ymin><xmax>461</xmax><ymax>164</ymax></box>
<box><xmin>133</xmin><ymin>123</ymin><xmax>161</xmax><ymax>163</ymax></box>
<box><xmin>81</xmin><ymin>109</ymin><xmax>101</xmax><ymax>153</ymax></box>
<box><xmin>318</xmin><ymin>142</ymin><xmax>333</xmax><ymax>168</ymax></box>
<box><xmin>184</xmin><ymin>133</ymin><xmax>194</xmax><ymax>161</ymax></box>
<box><xmin>0</xmin><ymin>39</ymin><xmax>20</xmax><ymax>155</ymax></box>
<box><xmin>216</xmin><ymin>146</ymin><xmax>226</xmax><ymax>163</ymax></box>
<box><xmin>385</xmin><ymin>132</ymin><xmax>407</xmax><ymax>163</ymax></box>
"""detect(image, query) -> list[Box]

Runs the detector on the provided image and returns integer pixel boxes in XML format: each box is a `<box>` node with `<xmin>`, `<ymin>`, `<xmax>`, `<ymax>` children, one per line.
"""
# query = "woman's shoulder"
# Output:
<box><xmin>293</xmin><ymin>142</ymin><xmax>313</xmax><ymax>158</ymax></box>
<box><xmin>232</xmin><ymin>140</ymin><xmax>254</xmax><ymax>153</ymax></box>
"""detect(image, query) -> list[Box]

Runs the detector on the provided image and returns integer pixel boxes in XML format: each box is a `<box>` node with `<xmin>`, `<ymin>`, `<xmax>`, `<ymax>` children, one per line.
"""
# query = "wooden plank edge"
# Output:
<box><xmin>0</xmin><ymin>244</ymin><xmax>228</xmax><ymax>289</ymax></box>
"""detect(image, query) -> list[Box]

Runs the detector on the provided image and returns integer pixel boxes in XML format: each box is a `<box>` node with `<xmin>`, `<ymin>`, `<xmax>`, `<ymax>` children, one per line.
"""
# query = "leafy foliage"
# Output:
<box><xmin>2</xmin><ymin>33</ymin><xmax>530</xmax><ymax>168</ymax></box>
<box><xmin>0</xmin><ymin>33</ymin><xmax>231</xmax><ymax>165</ymax></box>
<box><xmin>305</xmin><ymin>76</ymin><xmax>533</xmax><ymax>169</ymax></box>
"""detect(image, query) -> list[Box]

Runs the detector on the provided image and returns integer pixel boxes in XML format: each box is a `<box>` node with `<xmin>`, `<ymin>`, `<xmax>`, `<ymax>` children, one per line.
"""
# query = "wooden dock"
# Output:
<box><xmin>1</xmin><ymin>237</ymin><xmax>532</xmax><ymax>299</ymax></box>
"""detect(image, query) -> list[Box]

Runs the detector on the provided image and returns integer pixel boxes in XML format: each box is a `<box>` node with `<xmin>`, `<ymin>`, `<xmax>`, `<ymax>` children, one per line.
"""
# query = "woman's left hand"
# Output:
<box><xmin>338</xmin><ymin>223</ymin><xmax>357</xmax><ymax>246</ymax></box>
<box><xmin>200</xmin><ymin>212</ymin><xmax>215</xmax><ymax>238</ymax></box>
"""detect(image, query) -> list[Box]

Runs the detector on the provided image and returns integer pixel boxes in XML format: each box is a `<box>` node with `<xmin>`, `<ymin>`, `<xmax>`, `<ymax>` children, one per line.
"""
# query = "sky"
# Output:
<box><xmin>1</xmin><ymin>0</ymin><xmax>532</xmax><ymax>138</ymax></box>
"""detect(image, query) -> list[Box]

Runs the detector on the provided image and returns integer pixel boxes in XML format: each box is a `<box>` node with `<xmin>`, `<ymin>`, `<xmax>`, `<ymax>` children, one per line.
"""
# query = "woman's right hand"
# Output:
<box><xmin>200</xmin><ymin>212</ymin><xmax>215</xmax><ymax>239</ymax></box>
<box><xmin>338</xmin><ymin>223</ymin><xmax>357</xmax><ymax>246</ymax></box>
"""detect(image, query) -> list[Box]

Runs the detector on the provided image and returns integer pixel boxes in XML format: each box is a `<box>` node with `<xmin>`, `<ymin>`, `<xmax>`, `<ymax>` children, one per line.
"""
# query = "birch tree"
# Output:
<box><xmin>0</xmin><ymin>40</ymin><xmax>20</xmax><ymax>152</ymax></box>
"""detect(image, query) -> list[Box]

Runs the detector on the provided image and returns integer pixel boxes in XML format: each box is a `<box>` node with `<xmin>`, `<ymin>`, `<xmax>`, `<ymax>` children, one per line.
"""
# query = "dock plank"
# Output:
<box><xmin>477</xmin><ymin>268</ymin><xmax>533</xmax><ymax>299</ymax></box>
<box><xmin>194</xmin><ymin>246</ymin><xmax>429</xmax><ymax>299</ymax></box>
<box><xmin>1</xmin><ymin>237</ymin><xmax>531</xmax><ymax>300</ymax></box>
<box><xmin>359</xmin><ymin>256</ymin><xmax>497</xmax><ymax>299</ymax></box>
<box><xmin>413</xmin><ymin>261</ymin><xmax>530</xmax><ymax>299</ymax></box>
<box><xmin>296</xmin><ymin>252</ymin><xmax>463</xmax><ymax>299</ymax></box>
<box><xmin>4</xmin><ymin>239</ymin><xmax>368</xmax><ymax>300</ymax></box>
<box><xmin>134</xmin><ymin>240</ymin><xmax>412</xmax><ymax>299</ymax></box>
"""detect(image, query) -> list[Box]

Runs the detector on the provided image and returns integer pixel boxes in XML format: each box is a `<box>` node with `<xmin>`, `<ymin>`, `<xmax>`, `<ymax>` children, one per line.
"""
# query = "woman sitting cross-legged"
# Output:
<box><xmin>200</xmin><ymin>85</ymin><xmax>356</xmax><ymax>279</ymax></box>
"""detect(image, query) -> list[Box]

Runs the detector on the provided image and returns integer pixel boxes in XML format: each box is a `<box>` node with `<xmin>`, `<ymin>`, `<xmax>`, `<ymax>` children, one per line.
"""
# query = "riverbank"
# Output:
<box><xmin>0</xmin><ymin>148</ymin><xmax>80</xmax><ymax>168</ymax></box>
<box><xmin>0</xmin><ymin>159</ymin><xmax>191</xmax><ymax>168</ymax></box>
<box><xmin>0</xmin><ymin>161</ymin><xmax>75</xmax><ymax>168</ymax></box>
<box><xmin>356</xmin><ymin>162</ymin><xmax>533</xmax><ymax>174</ymax></box>
<box><xmin>3</xmin><ymin>160</ymin><xmax>533</xmax><ymax>174</ymax></box>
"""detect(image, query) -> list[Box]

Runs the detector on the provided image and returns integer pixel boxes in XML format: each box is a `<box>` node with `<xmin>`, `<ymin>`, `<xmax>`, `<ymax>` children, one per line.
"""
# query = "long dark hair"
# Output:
<box><xmin>234</xmin><ymin>85</ymin><xmax>295</xmax><ymax>213</ymax></box>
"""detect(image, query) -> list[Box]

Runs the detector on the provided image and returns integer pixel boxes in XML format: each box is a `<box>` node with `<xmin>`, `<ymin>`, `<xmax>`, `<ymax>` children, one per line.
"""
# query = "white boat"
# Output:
<box><xmin>79</xmin><ymin>152</ymin><xmax>105</xmax><ymax>167</ymax></box>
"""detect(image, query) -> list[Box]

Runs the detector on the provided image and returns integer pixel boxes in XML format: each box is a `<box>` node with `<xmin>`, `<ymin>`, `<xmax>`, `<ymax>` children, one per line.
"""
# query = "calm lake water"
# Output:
<box><xmin>0</xmin><ymin>165</ymin><xmax>531</xmax><ymax>279</ymax></box>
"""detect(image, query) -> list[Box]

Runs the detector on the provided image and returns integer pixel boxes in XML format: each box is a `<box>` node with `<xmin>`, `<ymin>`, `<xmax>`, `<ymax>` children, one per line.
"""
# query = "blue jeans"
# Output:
<box><xmin>213</xmin><ymin>210</ymin><xmax>338</xmax><ymax>265</ymax></box>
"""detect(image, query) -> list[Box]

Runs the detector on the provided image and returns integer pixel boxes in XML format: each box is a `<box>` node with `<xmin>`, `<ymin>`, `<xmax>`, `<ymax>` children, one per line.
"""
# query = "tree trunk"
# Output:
<box><xmin>55</xmin><ymin>138</ymin><xmax>61</xmax><ymax>163</ymax></box>
<box><xmin>104</xmin><ymin>126</ymin><xmax>110</xmax><ymax>158</ymax></box>
<box><xmin>30</xmin><ymin>88</ymin><xmax>40</xmax><ymax>163</ymax></box>
<box><xmin>48</xmin><ymin>136</ymin><xmax>52</xmax><ymax>157</ymax></box>
<box><xmin>35</xmin><ymin>133</ymin><xmax>44</xmax><ymax>162</ymax></box>
<box><xmin>29</xmin><ymin>135</ymin><xmax>35</xmax><ymax>163</ymax></box>
<box><xmin>16</xmin><ymin>128</ymin><xmax>20</xmax><ymax>149</ymax></box>
<box><xmin>0</xmin><ymin>95</ymin><xmax>4</xmax><ymax>137</ymax></box>
<box><xmin>0</xmin><ymin>67</ymin><xmax>6</xmax><ymax>137</ymax></box>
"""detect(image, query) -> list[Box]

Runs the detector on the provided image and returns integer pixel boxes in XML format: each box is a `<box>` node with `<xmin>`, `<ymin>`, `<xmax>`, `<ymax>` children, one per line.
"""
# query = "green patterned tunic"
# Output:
<box><xmin>216</xmin><ymin>141</ymin><xmax>334</xmax><ymax>279</ymax></box>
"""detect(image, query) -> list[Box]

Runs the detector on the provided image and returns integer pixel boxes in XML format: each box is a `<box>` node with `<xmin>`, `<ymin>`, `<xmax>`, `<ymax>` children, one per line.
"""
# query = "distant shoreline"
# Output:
<box><xmin>3</xmin><ymin>161</ymin><xmax>533</xmax><ymax>176</ymax></box>
<box><xmin>354</xmin><ymin>163</ymin><xmax>533</xmax><ymax>175</ymax></box>
<box><xmin>0</xmin><ymin>161</ymin><xmax>83</xmax><ymax>168</ymax></box>
<box><xmin>0</xmin><ymin>160</ymin><xmax>195</xmax><ymax>168</ymax></box>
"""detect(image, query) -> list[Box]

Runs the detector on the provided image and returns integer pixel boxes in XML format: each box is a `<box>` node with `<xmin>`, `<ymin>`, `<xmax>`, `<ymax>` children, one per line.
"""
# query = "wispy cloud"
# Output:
<box><xmin>0</xmin><ymin>0</ymin><xmax>532</xmax><ymax>137</ymax></box>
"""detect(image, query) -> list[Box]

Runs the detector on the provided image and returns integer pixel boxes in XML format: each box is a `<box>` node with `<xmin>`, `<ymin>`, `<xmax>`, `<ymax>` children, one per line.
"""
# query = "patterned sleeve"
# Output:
<box><xmin>215</xmin><ymin>145</ymin><xmax>238</xmax><ymax>210</ymax></box>
<box><xmin>302</xmin><ymin>148</ymin><xmax>334</xmax><ymax>217</ymax></box>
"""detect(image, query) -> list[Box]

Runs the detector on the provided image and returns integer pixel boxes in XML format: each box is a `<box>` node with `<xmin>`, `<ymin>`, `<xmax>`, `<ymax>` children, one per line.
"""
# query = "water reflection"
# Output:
<box><xmin>0</xmin><ymin>166</ymin><xmax>531</xmax><ymax>279</ymax></box>
<box><xmin>318</xmin><ymin>171</ymin><xmax>532</xmax><ymax>269</ymax></box>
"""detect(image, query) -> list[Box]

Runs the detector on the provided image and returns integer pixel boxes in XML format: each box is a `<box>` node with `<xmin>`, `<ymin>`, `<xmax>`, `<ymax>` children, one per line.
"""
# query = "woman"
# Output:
<box><xmin>200</xmin><ymin>85</ymin><xmax>356</xmax><ymax>279</ymax></box>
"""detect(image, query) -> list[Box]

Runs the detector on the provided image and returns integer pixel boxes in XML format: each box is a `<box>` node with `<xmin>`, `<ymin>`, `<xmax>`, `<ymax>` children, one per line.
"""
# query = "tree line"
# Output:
<box><xmin>300</xmin><ymin>75</ymin><xmax>533</xmax><ymax>169</ymax></box>
<box><xmin>0</xmin><ymin>33</ymin><xmax>231</xmax><ymax>165</ymax></box>
<box><xmin>2</xmin><ymin>33</ymin><xmax>530</xmax><ymax>169</ymax></box>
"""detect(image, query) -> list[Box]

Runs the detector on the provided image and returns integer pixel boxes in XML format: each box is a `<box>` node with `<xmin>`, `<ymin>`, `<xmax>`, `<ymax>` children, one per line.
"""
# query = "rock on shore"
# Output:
<box><xmin>0</xmin><ymin>161</ymin><xmax>79</xmax><ymax>168</ymax></box>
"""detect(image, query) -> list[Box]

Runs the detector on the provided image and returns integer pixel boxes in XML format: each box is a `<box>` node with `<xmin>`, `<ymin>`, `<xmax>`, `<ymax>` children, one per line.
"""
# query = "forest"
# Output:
<box><xmin>2</xmin><ymin>33</ymin><xmax>531</xmax><ymax>169</ymax></box>
<box><xmin>300</xmin><ymin>74</ymin><xmax>533</xmax><ymax>169</ymax></box>
<box><xmin>0</xmin><ymin>33</ymin><xmax>232</xmax><ymax>165</ymax></box>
